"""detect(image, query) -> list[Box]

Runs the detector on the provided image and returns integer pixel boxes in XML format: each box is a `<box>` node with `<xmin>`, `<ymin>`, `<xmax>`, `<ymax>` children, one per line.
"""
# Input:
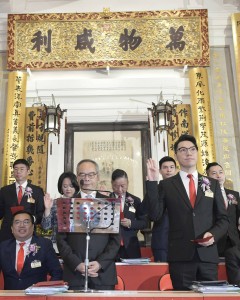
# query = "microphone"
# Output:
<box><xmin>79</xmin><ymin>180</ymin><xmax>116</xmax><ymax>229</ymax></box>
<box><xmin>79</xmin><ymin>179</ymin><xmax>114</xmax><ymax>196</ymax></box>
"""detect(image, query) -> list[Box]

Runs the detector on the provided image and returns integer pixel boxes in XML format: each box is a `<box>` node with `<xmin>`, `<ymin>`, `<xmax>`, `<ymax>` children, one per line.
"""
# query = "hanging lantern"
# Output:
<box><xmin>150</xmin><ymin>99</ymin><xmax>178</xmax><ymax>151</ymax></box>
<box><xmin>42</xmin><ymin>94</ymin><xmax>66</xmax><ymax>143</ymax></box>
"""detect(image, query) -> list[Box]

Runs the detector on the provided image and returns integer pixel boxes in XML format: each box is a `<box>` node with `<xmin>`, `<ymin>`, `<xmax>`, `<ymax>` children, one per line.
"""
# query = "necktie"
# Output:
<box><xmin>18</xmin><ymin>186</ymin><xmax>22</xmax><ymax>204</ymax></box>
<box><xmin>221</xmin><ymin>188</ymin><xmax>228</xmax><ymax>209</ymax></box>
<box><xmin>187</xmin><ymin>174</ymin><xmax>196</xmax><ymax>208</ymax></box>
<box><xmin>85</xmin><ymin>194</ymin><xmax>93</xmax><ymax>198</ymax></box>
<box><xmin>120</xmin><ymin>196</ymin><xmax>124</xmax><ymax>246</ymax></box>
<box><xmin>17</xmin><ymin>242</ymin><xmax>25</xmax><ymax>274</ymax></box>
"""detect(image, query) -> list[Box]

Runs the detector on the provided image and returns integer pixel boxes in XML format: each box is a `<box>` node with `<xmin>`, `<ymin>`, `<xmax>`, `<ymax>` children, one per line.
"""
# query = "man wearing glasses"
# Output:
<box><xmin>0</xmin><ymin>210</ymin><xmax>62</xmax><ymax>290</ymax></box>
<box><xmin>57</xmin><ymin>159</ymin><xmax>120</xmax><ymax>290</ymax></box>
<box><xmin>144</xmin><ymin>134</ymin><xmax>228</xmax><ymax>290</ymax></box>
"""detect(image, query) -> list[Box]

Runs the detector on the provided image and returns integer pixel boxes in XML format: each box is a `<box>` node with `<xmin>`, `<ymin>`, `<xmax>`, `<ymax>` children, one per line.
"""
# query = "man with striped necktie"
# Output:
<box><xmin>57</xmin><ymin>159</ymin><xmax>120</xmax><ymax>290</ymax></box>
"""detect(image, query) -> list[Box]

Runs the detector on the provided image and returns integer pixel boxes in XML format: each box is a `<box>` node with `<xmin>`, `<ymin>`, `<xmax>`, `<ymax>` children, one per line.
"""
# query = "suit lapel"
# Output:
<box><xmin>194</xmin><ymin>173</ymin><xmax>205</xmax><ymax>207</ymax></box>
<box><xmin>9</xmin><ymin>183</ymin><xmax>18</xmax><ymax>205</ymax></box>
<box><xmin>22</xmin><ymin>236</ymin><xmax>36</xmax><ymax>273</ymax></box>
<box><xmin>9</xmin><ymin>239</ymin><xmax>18</xmax><ymax>273</ymax></box>
<box><xmin>171</xmin><ymin>173</ymin><xmax>192</xmax><ymax>209</ymax></box>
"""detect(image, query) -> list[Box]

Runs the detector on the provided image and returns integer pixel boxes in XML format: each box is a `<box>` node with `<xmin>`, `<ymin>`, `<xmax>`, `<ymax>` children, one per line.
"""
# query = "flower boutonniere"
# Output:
<box><xmin>125</xmin><ymin>196</ymin><xmax>134</xmax><ymax>207</ymax></box>
<box><xmin>28</xmin><ymin>243</ymin><xmax>40</xmax><ymax>257</ymax></box>
<box><xmin>25</xmin><ymin>187</ymin><xmax>33</xmax><ymax>198</ymax></box>
<box><xmin>227</xmin><ymin>194</ymin><xmax>238</xmax><ymax>205</ymax></box>
<box><xmin>199</xmin><ymin>176</ymin><xmax>211</xmax><ymax>192</ymax></box>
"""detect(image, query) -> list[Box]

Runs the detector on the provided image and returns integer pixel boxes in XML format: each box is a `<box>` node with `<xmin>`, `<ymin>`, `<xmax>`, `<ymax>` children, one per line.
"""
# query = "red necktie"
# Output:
<box><xmin>187</xmin><ymin>174</ymin><xmax>196</xmax><ymax>208</ymax></box>
<box><xmin>18</xmin><ymin>186</ymin><xmax>22</xmax><ymax>204</ymax></box>
<box><xmin>120</xmin><ymin>196</ymin><xmax>124</xmax><ymax>246</ymax></box>
<box><xmin>17</xmin><ymin>242</ymin><xmax>25</xmax><ymax>274</ymax></box>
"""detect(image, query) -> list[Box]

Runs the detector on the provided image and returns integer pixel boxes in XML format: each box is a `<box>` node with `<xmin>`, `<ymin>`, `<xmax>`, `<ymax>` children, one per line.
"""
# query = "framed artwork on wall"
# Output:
<box><xmin>64</xmin><ymin>122</ymin><xmax>150</xmax><ymax>199</ymax></box>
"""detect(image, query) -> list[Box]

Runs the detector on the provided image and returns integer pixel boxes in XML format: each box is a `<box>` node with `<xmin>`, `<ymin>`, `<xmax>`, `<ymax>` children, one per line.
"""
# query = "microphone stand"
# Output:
<box><xmin>83</xmin><ymin>215</ymin><xmax>91</xmax><ymax>292</ymax></box>
<box><xmin>80</xmin><ymin>194</ymin><xmax>116</xmax><ymax>293</ymax></box>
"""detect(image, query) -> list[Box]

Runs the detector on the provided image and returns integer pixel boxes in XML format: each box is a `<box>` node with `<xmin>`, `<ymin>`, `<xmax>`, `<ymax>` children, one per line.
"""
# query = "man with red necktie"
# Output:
<box><xmin>143</xmin><ymin>134</ymin><xmax>228</xmax><ymax>290</ymax></box>
<box><xmin>0</xmin><ymin>159</ymin><xmax>44</xmax><ymax>242</ymax></box>
<box><xmin>0</xmin><ymin>210</ymin><xmax>62</xmax><ymax>290</ymax></box>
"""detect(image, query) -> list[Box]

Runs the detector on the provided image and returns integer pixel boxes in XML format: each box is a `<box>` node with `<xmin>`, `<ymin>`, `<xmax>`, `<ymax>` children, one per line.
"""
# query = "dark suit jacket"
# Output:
<box><xmin>0</xmin><ymin>235</ymin><xmax>63</xmax><ymax>290</ymax></box>
<box><xmin>120</xmin><ymin>192</ymin><xmax>148</xmax><ymax>258</ymax></box>
<box><xmin>144</xmin><ymin>173</ymin><xmax>229</xmax><ymax>263</ymax></box>
<box><xmin>0</xmin><ymin>182</ymin><xmax>44</xmax><ymax>242</ymax></box>
<box><xmin>217</xmin><ymin>188</ymin><xmax>240</xmax><ymax>256</ymax></box>
<box><xmin>151</xmin><ymin>212</ymin><xmax>169</xmax><ymax>256</ymax></box>
<box><xmin>56</xmin><ymin>192</ymin><xmax>121</xmax><ymax>289</ymax></box>
<box><xmin>141</xmin><ymin>180</ymin><xmax>169</xmax><ymax>261</ymax></box>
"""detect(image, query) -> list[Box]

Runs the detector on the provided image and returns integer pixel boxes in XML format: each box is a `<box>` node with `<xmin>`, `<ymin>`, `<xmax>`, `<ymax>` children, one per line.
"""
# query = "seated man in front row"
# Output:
<box><xmin>0</xmin><ymin>210</ymin><xmax>63</xmax><ymax>290</ymax></box>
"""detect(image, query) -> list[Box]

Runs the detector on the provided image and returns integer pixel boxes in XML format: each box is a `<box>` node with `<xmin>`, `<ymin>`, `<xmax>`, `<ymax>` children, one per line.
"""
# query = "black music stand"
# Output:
<box><xmin>57</xmin><ymin>197</ymin><xmax>120</xmax><ymax>292</ymax></box>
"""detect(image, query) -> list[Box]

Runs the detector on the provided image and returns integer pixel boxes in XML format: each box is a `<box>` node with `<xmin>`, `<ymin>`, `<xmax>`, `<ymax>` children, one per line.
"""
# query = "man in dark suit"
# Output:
<box><xmin>111</xmin><ymin>169</ymin><xmax>148</xmax><ymax>260</ymax></box>
<box><xmin>0</xmin><ymin>159</ymin><xmax>45</xmax><ymax>242</ymax></box>
<box><xmin>151</xmin><ymin>156</ymin><xmax>177</xmax><ymax>262</ymax></box>
<box><xmin>144</xmin><ymin>134</ymin><xmax>228</xmax><ymax>290</ymax></box>
<box><xmin>206</xmin><ymin>162</ymin><xmax>240</xmax><ymax>284</ymax></box>
<box><xmin>206</xmin><ymin>162</ymin><xmax>240</xmax><ymax>255</ymax></box>
<box><xmin>0</xmin><ymin>210</ymin><xmax>62</xmax><ymax>290</ymax></box>
<box><xmin>56</xmin><ymin>159</ymin><xmax>120</xmax><ymax>290</ymax></box>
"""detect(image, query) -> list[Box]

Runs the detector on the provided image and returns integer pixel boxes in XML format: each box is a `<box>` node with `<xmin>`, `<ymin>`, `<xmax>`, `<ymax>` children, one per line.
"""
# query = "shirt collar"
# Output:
<box><xmin>16</xmin><ymin>237</ymin><xmax>32</xmax><ymax>246</ymax></box>
<box><xmin>81</xmin><ymin>191</ymin><xmax>96</xmax><ymax>198</ymax></box>
<box><xmin>16</xmin><ymin>181</ymin><xmax>28</xmax><ymax>188</ymax></box>
<box><xmin>179</xmin><ymin>170</ymin><xmax>198</xmax><ymax>179</ymax></box>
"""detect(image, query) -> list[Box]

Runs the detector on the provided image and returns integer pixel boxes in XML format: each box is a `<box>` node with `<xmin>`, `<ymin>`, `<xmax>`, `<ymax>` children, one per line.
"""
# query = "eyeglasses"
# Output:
<box><xmin>176</xmin><ymin>146</ymin><xmax>197</xmax><ymax>154</ymax></box>
<box><xmin>77</xmin><ymin>172</ymin><xmax>97</xmax><ymax>179</ymax></box>
<box><xmin>13</xmin><ymin>219</ymin><xmax>32</xmax><ymax>226</ymax></box>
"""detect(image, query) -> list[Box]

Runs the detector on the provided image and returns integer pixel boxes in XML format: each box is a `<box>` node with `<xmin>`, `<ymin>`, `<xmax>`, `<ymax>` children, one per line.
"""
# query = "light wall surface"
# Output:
<box><xmin>0</xmin><ymin>0</ymin><xmax>239</xmax><ymax>197</ymax></box>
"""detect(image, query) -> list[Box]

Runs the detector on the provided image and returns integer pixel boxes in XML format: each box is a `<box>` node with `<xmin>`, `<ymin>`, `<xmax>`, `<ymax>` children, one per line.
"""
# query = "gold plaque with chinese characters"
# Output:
<box><xmin>7</xmin><ymin>10</ymin><xmax>209</xmax><ymax>70</ymax></box>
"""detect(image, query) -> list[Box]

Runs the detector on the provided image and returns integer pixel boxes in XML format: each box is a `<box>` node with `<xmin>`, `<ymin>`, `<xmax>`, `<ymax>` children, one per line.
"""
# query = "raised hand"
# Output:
<box><xmin>43</xmin><ymin>193</ymin><xmax>53</xmax><ymax>217</ymax></box>
<box><xmin>146</xmin><ymin>158</ymin><xmax>159</xmax><ymax>181</ymax></box>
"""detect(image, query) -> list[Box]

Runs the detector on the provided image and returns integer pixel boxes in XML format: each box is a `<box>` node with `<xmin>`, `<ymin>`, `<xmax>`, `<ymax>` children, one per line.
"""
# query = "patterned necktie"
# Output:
<box><xmin>85</xmin><ymin>194</ymin><xmax>93</xmax><ymax>198</ymax></box>
<box><xmin>17</xmin><ymin>242</ymin><xmax>25</xmax><ymax>274</ymax></box>
<box><xmin>18</xmin><ymin>186</ymin><xmax>22</xmax><ymax>204</ymax></box>
<box><xmin>187</xmin><ymin>174</ymin><xmax>196</xmax><ymax>208</ymax></box>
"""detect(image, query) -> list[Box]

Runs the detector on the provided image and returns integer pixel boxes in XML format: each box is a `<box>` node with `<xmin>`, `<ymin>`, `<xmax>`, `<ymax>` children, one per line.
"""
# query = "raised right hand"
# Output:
<box><xmin>44</xmin><ymin>192</ymin><xmax>53</xmax><ymax>211</ymax></box>
<box><xmin>146</xmin><ymin>158</ymin><xmax>159</xmax><ymax>181</ymax></box>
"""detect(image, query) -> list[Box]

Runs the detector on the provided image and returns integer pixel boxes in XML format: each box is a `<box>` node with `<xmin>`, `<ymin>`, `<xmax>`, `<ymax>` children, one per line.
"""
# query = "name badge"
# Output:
<box><xmin>205</xmin><ymin>190</ymin><xmax>214</xmax><ymax>198</ymax></box>
<box><xmin>129</xmin><ymin>207</ymin><xmax>136</xmax><ymax>213</ymax></box>
<box><xmin>27</xmin><ymin>197</ymin><xmax>35</xmax><ymax>204</ymax></box>
<box><xmin>31</xmin><ymin>260</ymin><xmax>41</xmax><ymax>268</ymax></box>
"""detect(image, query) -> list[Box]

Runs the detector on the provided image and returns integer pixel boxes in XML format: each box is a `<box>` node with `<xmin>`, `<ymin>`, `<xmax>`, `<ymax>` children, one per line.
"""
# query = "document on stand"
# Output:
<box><xmin>120</xmin><ymin>258</ymin><xmax>151</xmax><ymax>264</ymax></box>
<box><xmin>191</xmin><ymin>280</ymin><xmax>240</xmax><ymax>294</ymax></box>
<box><xmin>25</xmin><ymin>280</ymin><xmax>69</xmax><ymax>295</ymax></box>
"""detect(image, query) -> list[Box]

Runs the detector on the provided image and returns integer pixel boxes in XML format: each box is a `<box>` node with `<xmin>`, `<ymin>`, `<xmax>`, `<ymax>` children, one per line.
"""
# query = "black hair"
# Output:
<box><xmin>12</xmin><ymin>210</ymin><xmax>34</xmax><ymax>225</ymax></box>
<box><xmin>13</xmin><ymin>159</ymin><xmax>30</xmax><ymax>169</ymax></box>
<box><xmin>159</xmin><ymin>156</ymin><xmax>176</xmax><ymax>169</ymax></box>
<box><xmin>206</xmin><ymin>162</ymin><xmax>223</xmax><ymax>175</ymax></box>
<box><xmin>173</xmin><ymin>134</ymin><xmax>198</xmax><ymax>153</ymax></box>
<box><xmin>57</xmin><ymin>171</ymin><xmax>79</xmax><ymax>195</ymax></box>
<box><xmin>111</xmin><ymin>169</ymin><xmax>128</xmax><ymax>182</ymax></box>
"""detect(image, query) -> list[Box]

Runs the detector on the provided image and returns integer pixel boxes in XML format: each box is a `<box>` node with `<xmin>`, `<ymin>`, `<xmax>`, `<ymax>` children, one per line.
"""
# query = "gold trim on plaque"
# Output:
<box><xmin>232</xmin><ymin>13</ymin><xmax>240</xmax><ymax>106</ymax></box>
<box><xmin>7</xmin><ymin>9</ymin><xmax>209</xmax><ymax>70</ymax></box>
